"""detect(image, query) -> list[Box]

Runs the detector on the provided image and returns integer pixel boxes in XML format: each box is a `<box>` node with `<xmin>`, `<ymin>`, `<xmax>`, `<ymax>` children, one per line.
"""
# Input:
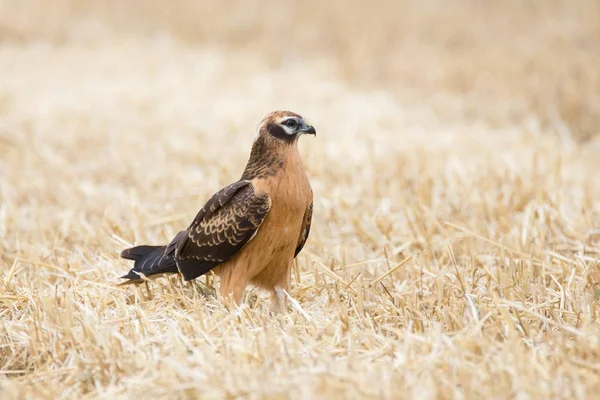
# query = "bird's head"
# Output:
<box><xmin>254</xmin><ymin>110</ymin><xmax>316</xmax><ymax>145</ymax></box>
<box><xmin>242</xmin><ymin>111</ymin><xmax>316</xmax><ymax>179</ymax></box>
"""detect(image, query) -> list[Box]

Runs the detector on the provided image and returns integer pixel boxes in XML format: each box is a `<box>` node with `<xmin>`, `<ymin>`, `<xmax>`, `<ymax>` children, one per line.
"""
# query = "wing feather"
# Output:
<box><xmin>294</xmin><ymin>201</ymin><xmax>313</xmax><ymax>257</ymax></box>
<box><xmin>175</xmin><ymin>180</ymin><xmax>271</xmax><ymax>281</ymax></box>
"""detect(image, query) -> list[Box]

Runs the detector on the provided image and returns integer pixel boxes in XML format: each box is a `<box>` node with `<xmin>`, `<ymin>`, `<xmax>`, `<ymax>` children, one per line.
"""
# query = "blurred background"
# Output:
<box><xmin>1</xmin><ymin>0</ymin><xmax>599</xmax><ymax>142</ymax></box>
<box><xmin>1</xmin><ymin>0</ymin><xmax>599</xmax><ymax>265</ymax></box>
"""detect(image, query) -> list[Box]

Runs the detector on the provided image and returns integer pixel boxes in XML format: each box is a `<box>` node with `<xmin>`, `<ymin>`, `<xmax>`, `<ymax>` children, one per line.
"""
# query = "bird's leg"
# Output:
<box><xmin>218</xmin><ymin>270</ymin><xmax>246</xmax><ymax>308</ymax></box>
<box><xmin>269</xmin><ymin>269</ymin><xmax>291</xmax><ymax>313</ymax></box>
<box><xmin>270</xmin><ymin>285</ymin><xmax>288</xmax><ymax>313</ymax></box>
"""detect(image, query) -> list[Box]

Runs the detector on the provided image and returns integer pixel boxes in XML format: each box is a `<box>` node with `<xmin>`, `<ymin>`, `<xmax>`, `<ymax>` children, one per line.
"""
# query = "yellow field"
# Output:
<box><xmin>1</xmin><ymin>1</ymin><xmax>600</xmax><ymax>398</ymax></box>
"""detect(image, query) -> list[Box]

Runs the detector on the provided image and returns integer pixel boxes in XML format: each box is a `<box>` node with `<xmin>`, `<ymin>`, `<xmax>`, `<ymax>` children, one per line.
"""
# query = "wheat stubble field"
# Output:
<box><xmin>1</xmin><ymin>1</ymin><xmax>600</xmax><ymax>399</ymax></box>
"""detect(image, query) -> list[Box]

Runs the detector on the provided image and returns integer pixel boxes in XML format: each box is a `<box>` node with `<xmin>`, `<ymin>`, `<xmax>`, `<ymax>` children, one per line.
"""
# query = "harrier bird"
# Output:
<box><xmin>120</xmin><ymin>111</ymin><xmax>315</xmax><ymax>312</ymax></box>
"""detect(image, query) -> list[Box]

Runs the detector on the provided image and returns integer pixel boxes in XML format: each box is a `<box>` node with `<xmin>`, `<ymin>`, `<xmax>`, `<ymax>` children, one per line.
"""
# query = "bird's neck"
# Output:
<box><xmin>241</xmin><ymin>136</ymin><xmax>299</xmax><ymax>180</ymax></box>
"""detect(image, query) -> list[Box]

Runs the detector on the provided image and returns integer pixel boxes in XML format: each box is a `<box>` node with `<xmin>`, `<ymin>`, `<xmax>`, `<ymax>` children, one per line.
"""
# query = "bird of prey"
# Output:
<box><xmin>120</xmin><ymin>110</ymin><xmax>315</xmax><ymax>312</ymax></box>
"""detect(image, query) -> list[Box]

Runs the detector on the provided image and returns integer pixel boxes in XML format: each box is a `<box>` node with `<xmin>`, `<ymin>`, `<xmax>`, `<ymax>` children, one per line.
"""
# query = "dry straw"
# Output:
<box><xmin>1</xmin><ymin>1</ymin><xmax>600</xmax><ymax>399</ymax></box>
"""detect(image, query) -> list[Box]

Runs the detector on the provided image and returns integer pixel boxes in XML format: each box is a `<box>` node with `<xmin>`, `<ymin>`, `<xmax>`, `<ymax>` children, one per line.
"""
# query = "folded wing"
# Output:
<box><xmin>294</xmin><ymin>201</ymin><xmax>313</xmax><ymax>257</ymax></box>
<box><xmin>175</xmin><ymin>180</ymin><xmax>271</xmax><ymax>281</ymax></box>
<box><xmin>119</xmin><ymin>180</ymin><xmax>271</xmax><ymax>283</ymax></box>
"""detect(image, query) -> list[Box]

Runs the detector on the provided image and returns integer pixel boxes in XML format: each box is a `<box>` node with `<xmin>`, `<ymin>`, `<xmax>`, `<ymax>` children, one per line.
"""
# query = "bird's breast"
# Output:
<box><xmin>253</xmin><ymin>157</ymin><xmax>311</xmax><ymax>237</ymax></box>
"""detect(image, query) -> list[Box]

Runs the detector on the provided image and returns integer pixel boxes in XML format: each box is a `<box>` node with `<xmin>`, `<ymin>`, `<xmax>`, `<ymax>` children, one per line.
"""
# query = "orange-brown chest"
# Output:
<box><xmin>254</xmin><ymin>155</ymin><xmax>312</xmax><ymax>240</ymax></box>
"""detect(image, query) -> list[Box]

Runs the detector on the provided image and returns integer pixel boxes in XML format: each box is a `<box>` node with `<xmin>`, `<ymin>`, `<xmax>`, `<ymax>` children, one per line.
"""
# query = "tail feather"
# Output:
<box><xmin>119</xmin><ymin>231</ymin><xmax>188</xmax><ymax>284</ymax></box>
<box><xmin>120</xmin><ymin>245</ymin><xmax>163</xmax><ymax>261</ymax></box>
<box><xmin>119</xmin><ymin>244</ymin><xmax>178</xmax><ymax>284</ymax></box>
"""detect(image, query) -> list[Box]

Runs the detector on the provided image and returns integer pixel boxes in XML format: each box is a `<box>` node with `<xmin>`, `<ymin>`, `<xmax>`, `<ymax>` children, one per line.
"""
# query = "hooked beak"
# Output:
<box><xmin>298</xmin><ymin>124</ymin><xmax>316</xmax><ymax>136</ymax></box>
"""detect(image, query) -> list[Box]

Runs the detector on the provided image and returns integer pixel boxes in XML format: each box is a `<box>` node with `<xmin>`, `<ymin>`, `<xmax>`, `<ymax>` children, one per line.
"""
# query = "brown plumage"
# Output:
<box><xmin>120</xmin><ymin>110</ymin><xmax>315</xmax><ymax>312</ymax></box>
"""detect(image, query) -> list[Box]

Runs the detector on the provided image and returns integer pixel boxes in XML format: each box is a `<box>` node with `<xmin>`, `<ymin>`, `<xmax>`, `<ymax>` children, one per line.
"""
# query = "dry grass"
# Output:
<box><xmin>1</xmin><ymin>1</ymin><xmax>600</xmax><ymax>399</ymax></box>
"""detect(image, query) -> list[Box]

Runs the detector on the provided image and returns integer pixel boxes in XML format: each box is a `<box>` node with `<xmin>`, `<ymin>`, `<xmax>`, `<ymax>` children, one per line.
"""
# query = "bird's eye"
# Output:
<box><xmin>284</xmin><ymin>119</ymin><xmax>297</xmax><ymax>128</ymax></box>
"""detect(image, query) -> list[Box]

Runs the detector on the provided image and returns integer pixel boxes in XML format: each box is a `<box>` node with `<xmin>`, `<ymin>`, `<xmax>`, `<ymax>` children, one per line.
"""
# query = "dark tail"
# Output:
<box><xmin>121</xmin><ymin>245</ymin><xmax>163</xmax><ymax>261</ymax></box>
<box><xmin>119</xmin><ymin>231</ymin><xmax>188</xmax><ymax>284</ymax></box>
<box><xmin>119</xmin><ymin>244</ymin><xmax>179</xmax><ymax>284</ymax></box>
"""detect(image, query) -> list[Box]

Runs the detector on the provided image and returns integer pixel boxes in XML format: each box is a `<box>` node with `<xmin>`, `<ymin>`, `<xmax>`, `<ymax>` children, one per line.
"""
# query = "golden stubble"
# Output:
<box><xmin>1</xmin><ymin>1</ymin><xmax>600</xmax><ymax>399</ymax></box>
